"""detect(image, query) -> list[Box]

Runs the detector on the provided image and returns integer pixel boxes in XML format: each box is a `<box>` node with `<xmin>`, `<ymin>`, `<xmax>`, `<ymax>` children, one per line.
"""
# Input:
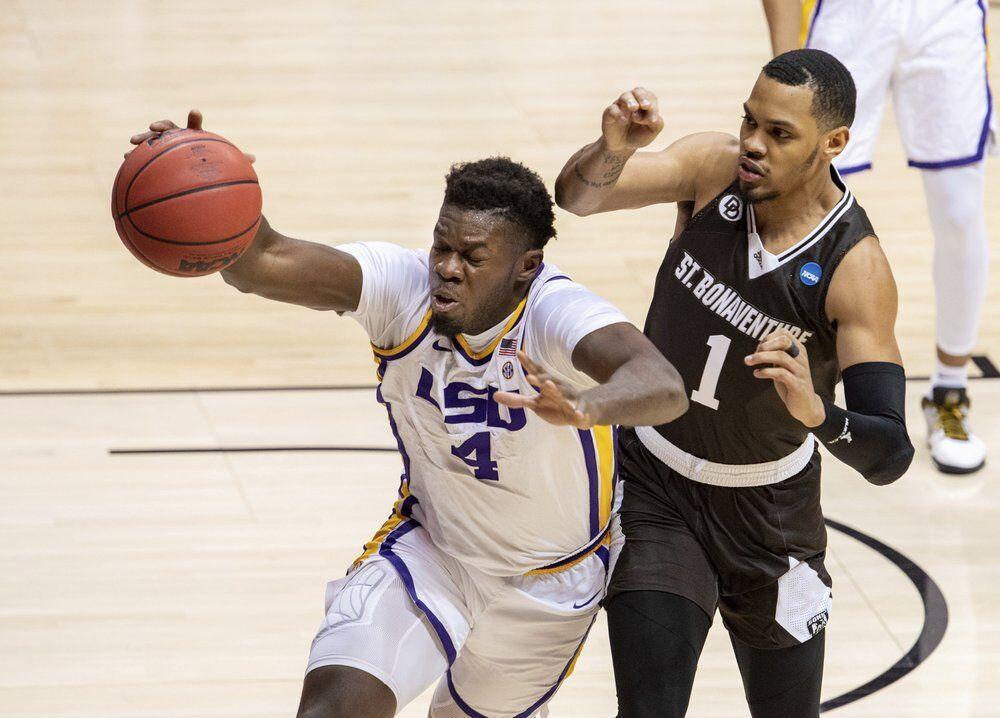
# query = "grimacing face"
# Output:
<box><xmin>737</xmin><ymin>73</ymin><xmax>846</xmax><ymax>204</ymax></box>
<box><xmin>428</xmin><ymin>204</ymin><xmax>542</xmax><ymax>336</ymax></box>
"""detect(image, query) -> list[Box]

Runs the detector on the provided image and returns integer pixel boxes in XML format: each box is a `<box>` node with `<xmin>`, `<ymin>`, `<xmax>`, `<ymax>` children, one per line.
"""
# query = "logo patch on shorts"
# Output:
<box><xmin>719</xmin><ymin>194</ymin><xmax>744</xmax><ymax>222</ymax></box>
<box><xmin>799</xmin><ymin>262</ymin><xmax>822</xmax><ymax>286</ymax></box>
<box><xmin>807</xmin><ymin>609</ymin><xmax>829</xmax><ymax>636</ymax></box>
<box><xmin>502</xmin><ymin>361</ymin><xmax>515</xmax><ymax>380</ymax></box>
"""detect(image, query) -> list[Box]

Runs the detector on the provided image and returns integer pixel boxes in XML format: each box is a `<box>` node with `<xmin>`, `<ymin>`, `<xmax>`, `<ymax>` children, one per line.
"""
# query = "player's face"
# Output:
<box><xmin>428</xmin><ymin>205</ymin><xmax>541</xmax><ymax>335</ymax></box>
<box><xmin>738</xmin><ymin>75</ymin><xmax>827</xmax><ymax>203</ymax></box>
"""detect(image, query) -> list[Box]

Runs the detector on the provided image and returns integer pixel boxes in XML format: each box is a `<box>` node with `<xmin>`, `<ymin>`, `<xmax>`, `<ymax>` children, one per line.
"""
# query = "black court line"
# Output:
<box><xmin>971</xmin><ymin>354</ymin><xmax>1000</xmax><ymax>378</ymax></box>
<box><xmin>6</xmin><ymin>353</ymin><xmax>999</xmax><ymax>397</ymax></box>
<box><xmin>109</xmin><ymin>445</ymin><xmax>397</xmax><ymax>455</ymax></box>
<box><xmin>821</xmin><ymin>518</ymin><xmax>948</xmax><ymax>712</ymax></box>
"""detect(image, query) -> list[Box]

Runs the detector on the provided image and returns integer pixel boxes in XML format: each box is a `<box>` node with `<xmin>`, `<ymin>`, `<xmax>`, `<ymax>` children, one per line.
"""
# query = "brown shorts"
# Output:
<box><xmin>607</xmin><ymin>427</ymin><xmax>833</xmax><ymax>649</ymax></box>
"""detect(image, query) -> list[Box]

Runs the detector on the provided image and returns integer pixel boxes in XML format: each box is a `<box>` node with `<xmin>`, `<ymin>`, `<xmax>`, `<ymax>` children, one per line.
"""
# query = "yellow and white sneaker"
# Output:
<box><xmin>923</xmin><ymin>387</ymin><xmax>986</xmax><ymax>475</ymax></box>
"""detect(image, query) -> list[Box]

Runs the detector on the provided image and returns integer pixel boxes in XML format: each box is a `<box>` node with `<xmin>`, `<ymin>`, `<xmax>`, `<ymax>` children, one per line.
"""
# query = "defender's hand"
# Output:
<box><xmin>602</xmin><ymin>87</ymin><xmax>664</xmax><ymax>153</ymax></box>
<box><xmin>494</xmin><ymin>351</ymin><xmax>595</xmax><ymax>429</ymax></box>
<box><xmin>745</xmin><ymin>330</ymin><xmax>826</xmax><ymax>427</ymax></box>
<box><xmin>125</xmin><ymin>109</ymin><xmax>255</xmax><ymax>164</ymax></box>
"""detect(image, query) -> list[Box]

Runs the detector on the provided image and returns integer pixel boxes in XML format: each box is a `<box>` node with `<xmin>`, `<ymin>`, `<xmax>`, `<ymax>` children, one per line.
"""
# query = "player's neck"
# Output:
<box><xmin>752</xmin><ymin>167</ymin><xmax>844</xmax><ymax>255</ymax></box>
<box><xmin>460</xmin><ymin>285</ymin><xmax>530</xmax><ymax>337</ymax></box>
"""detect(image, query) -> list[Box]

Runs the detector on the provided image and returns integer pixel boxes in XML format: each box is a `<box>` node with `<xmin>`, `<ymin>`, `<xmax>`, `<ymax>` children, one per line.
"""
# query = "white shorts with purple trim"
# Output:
<box><xmin>307</xmin><ymin>520</ymin><xmax>622</xmax><ymax>717</ymax></box>
<box><xmin>805</xmin><ymin>0</ymin><xmax>997</xmax><ymax>173</ymax></box>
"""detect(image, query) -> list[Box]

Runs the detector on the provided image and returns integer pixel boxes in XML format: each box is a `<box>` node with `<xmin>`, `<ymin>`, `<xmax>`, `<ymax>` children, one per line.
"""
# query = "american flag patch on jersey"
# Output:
<box><xmin>498</xmin><ymin>338</ymin><xmax>518</xmax><ymax>356</ymax></box>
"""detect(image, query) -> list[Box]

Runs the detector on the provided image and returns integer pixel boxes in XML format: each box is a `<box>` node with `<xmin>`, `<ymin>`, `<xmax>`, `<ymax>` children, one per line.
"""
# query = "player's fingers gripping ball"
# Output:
<box><xmin>112</xmin><ymin>125</ymin><xmax>262</xmax><ymax>277</ymax></box>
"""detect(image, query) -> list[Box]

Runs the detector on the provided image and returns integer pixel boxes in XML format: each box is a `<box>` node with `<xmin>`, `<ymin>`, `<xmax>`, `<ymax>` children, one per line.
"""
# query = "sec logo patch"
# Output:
<box><xmin>799</xmin><ymin>262</ymin><xmax>822</xmax><ymax>286</ymax></box>
<box><xmin>502</xmin><ymin>361</ymin><xmax>515</xmax><ymax>380</ymax></box>
<box><xmin>719</xmin><ymin>194</ymin><xmax>744</xmax><ymax>222</ymax></box>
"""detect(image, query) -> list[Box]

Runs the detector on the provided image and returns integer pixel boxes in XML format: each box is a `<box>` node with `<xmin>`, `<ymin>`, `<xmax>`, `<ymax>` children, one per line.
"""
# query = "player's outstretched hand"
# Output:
<box><xmin>602</xmin><ymin>87</ymin><xmax>664</xmax><ymax>153</ymax></box>
<box><xmin>493</xmin><ymin>351</ymin><xmax>595</xmax><ymax>429</ymax></box>
<box><xmin>745</xmin><ymin>330</ymin><xmax>826</xmax><ymax>427</ymax></box>
<box><xmin>125</xmin><ymin>110</ymin><xmax>255</xmax><ymax>164</ymax></box>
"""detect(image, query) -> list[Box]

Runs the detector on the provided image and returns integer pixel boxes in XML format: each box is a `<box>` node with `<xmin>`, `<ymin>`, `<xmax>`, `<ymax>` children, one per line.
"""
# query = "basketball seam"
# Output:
<box><xmin>123</xmin><ymin>135</ymin><xmax>236</xmax><ymax>211</ymax></box>
<box><xmin>115</xmin><ymin>216</ymin><xmax>183</xmax><ymax>274</ymax></box>
<box><xmin>115</xmin><ymin>179</ymin><xmax>260</xmax><ymax>220</ymax></box>
<box><xmin>125</xmin><ymin>213</ymin><xmax>261</xmax><ymax>246</ymax></box>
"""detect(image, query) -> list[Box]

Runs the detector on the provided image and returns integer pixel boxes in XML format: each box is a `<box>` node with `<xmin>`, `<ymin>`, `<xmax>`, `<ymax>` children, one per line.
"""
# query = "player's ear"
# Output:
<box><xmin>824</xmin><ymin>125</ymin><xmax>850</xmax><ymax>161</ymax></box>
<box><xmin>516</xmin><ymin>248</ymin><xmax>544</xmax><ymax>282</ymax></box>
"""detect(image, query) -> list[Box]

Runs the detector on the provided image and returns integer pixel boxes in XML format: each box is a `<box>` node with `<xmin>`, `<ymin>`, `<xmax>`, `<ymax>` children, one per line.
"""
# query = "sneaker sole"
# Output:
<box><xmin>931</xmin><ymin>458</ymin><xmax>986</xmax><ymax>475</ymax></box>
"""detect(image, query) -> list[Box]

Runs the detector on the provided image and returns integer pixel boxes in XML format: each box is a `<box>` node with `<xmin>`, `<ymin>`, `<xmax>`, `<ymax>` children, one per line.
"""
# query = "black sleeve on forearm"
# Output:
<box><xmin>812</xmin><ymin>362</ymin><xmax>914</xmax><ymax>486</ymax></box>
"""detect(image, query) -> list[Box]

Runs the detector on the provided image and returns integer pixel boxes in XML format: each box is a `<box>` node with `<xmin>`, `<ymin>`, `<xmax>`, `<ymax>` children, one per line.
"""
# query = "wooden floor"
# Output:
<box><xmin>2</xmin><ymin>1</ymin><xmax>998</xmax><ymax>716</ymax></box>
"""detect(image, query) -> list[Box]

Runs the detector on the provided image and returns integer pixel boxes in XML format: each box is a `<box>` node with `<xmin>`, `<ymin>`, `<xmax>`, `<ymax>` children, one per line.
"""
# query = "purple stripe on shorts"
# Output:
<box><xmin>378</xmin><ymin>520</ymin><xmax>458</xmax><ymax>665</ymax></box>
<box><xmin>514</xmin><ymin>616</ymin><xmax>597</xmax><ymax>717</ymax></box>
<box><xmin>446</xmin><ymin>671</ymin><xmax>489</xmax><ymax>718</ymax></box>
<box><xmin>445</xmin><ymin>617</ymin><xmax>597</xmax><ymax>718</ymax></box>
<box><xmin>908</xmin><ymin>0</ymin><xmax>993</xmax><ymax>170</ymax></box>
<box><xmin>838</xmin><ymin>162</ymin><xmax>872</xmax><ymax>175</ymax></box>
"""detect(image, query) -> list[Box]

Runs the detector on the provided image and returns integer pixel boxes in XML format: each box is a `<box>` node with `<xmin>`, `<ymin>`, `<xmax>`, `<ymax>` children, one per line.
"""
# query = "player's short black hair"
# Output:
<box><xmin>443</xmin><ymin>157</ymin><xmax>556</xmax><ymax>250</ymax></box>
<box><xmin>762</xmin><ymin>49</ymin><xmax>856</xmax><ymax>130</ymax></box>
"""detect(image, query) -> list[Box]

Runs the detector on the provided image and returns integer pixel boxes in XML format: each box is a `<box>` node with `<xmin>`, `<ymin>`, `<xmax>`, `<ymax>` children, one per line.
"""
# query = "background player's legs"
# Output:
<box><xmin>920</xmin><ymin>161</ymin><xmax>989</xmax><ymax>473</ymax></box>
<box><xmin>730</xmin><ymin>632</ymin><xmax>825</xmax><ymax>718</ymax></box>
<box><xmin>803</xmin><ymin>0</ymin><xmax>897</xmax><ymax>175</ymax></box>
<box><xmin>891</xmin><ymin>0</ymin><xmax>993</xmax><ymax>473</ymax></box>
<box><xmin>924</xmin><ymin>161</ymin><xmax>989</xmax><ymax>362</ymax></box>
<box><xmin>606</xmin><ymin>591</ymin><xmax>712</xmax><ymax>718</ymax></box>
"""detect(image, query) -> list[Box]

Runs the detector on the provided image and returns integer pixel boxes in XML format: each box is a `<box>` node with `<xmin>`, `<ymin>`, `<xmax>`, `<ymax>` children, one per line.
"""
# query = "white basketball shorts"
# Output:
<box><xmin>306</xmin><ymin>519</ymin><xmax>621</xmax><ymax>717</ymax></box>
<box><xmin>804</xmin><ymin>0</ymin><xmax>997</xmax><ymax>173</ymax></box>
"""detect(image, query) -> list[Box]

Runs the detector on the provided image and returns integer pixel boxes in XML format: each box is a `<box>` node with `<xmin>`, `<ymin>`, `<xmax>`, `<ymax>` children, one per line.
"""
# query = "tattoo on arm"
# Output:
<box><xmin>573</xmin><ymin>151</ymin><xmax>629</xmax><ymax>188</ymax></box>
<box><xmin>600</xmin><ymin>151</ymin><xmax>628</xmax><ymax>179</ymax></box>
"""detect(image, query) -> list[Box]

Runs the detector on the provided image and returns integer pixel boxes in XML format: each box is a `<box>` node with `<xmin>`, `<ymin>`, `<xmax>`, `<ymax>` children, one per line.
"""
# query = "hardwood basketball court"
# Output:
<box><xmin>2</xmin><ymin>1</ymin><xmax>998</xmax><ymax>716</ymax></box>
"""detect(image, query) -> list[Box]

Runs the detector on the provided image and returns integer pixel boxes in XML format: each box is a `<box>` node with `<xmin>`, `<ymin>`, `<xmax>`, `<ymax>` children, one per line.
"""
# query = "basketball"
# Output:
<box><xmin>111</xmin><ymin>128</ymin><xmax>262</xmax><ymax>277</ymax></box>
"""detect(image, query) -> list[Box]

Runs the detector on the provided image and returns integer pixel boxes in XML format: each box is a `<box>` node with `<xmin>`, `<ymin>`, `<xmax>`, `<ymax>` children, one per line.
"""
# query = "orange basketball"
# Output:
<box><xmin>112</xmin><ymin>128</ymin><xmax>262</xmax><ymax>277</ymax></box>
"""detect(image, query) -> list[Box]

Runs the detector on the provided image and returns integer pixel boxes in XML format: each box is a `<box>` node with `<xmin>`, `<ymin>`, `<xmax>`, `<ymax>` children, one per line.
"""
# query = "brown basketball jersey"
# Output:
<box><xmin>643</xmin><ymin>166</ymin><xmax>875</xmax><ymax>464</ymax></box>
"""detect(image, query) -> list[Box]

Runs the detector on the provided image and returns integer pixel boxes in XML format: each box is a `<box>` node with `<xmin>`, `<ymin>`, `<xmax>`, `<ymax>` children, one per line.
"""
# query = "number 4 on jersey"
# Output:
<box><xmin>451</xmin><ymin>432</ymin><xmax>499</xmax><ymax>481</ymax></box>
<box><xmin>691</xmin><ymin>334</ymin><xmax>731</xmax><ymax>411</ymax></box>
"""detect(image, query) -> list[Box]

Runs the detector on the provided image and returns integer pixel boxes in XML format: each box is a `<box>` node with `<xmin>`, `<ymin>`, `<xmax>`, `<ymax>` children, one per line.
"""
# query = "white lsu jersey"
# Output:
<box><xmin>338</xmin><ymin>241</ymin><xmax>629</xmax><ymax>577</ymax></box>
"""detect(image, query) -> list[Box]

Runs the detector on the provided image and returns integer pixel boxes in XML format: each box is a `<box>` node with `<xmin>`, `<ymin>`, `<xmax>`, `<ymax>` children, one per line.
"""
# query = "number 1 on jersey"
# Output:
<box><xmin>691</xmin><ymin>334</ymin><xmax>731</xmax><ymax>411</ymax></box>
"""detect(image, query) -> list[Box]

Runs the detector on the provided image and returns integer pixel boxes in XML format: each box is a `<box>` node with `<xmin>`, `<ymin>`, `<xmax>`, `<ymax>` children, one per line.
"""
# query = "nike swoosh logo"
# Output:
<box><xmin>572</xmin><ymin>590</ymin><xmax>602</xmax><ymax>609</ymax></box>
<box><xmin>432</xmin><ymin>340</ymin><xmax>451</xmax><ymax>353</ymax></box>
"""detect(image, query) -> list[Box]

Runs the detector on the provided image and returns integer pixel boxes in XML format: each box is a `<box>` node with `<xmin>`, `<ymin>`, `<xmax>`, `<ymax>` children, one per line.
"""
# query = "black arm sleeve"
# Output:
<box><xmin>812</xmin><ymin>362</ymin><xmax>914</xmax><ymax>486</ymax></box>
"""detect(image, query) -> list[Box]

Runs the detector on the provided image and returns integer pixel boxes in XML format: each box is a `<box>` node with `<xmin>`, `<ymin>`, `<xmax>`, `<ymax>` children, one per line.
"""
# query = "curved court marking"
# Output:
<box><xmin>821</xmin><ymin>518</ymin><xmax>949</xmax><ymax>712</ymax></box>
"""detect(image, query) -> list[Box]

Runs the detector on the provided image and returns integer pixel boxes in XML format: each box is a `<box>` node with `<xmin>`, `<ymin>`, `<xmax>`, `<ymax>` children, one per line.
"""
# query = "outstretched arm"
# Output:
<box><xmin>554</xmin><ymin>87</ymin><xmax>738</xmax><ymax>217</ymax></box>
<box><xmin>220</xmin><ymin>216</ymin><xmax>362</xmax><ymax>312</ymax></box>
<box><xmin>127</xmin><ymin>110</ymin><xmax>363</xmax><ymax>312</ymax></box>
<box><xmin>495</xmin><ymin>323</ymin><xmax>688</xmax><ymax>429</ymax></box>
<box><xmin>745</xmin><ymin>237</ymin><xmax>914</xmax><ymax>485</ymax></box>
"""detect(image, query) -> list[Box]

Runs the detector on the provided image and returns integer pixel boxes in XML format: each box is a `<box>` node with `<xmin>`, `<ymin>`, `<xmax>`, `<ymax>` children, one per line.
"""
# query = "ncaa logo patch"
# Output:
<box><xmin>799</xmin><ymin>261</ymin><xmax>822</xmax><ymax>286</ymax></box>
<box><xmin>719</xmin><ymin>194</ymin><xmax>744</xmax><ymax>222</ymax></box>
<box><xmin>502</xmin><ymin>361</ymin><xmax>515</xmax><ymax>380</ymax></box>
